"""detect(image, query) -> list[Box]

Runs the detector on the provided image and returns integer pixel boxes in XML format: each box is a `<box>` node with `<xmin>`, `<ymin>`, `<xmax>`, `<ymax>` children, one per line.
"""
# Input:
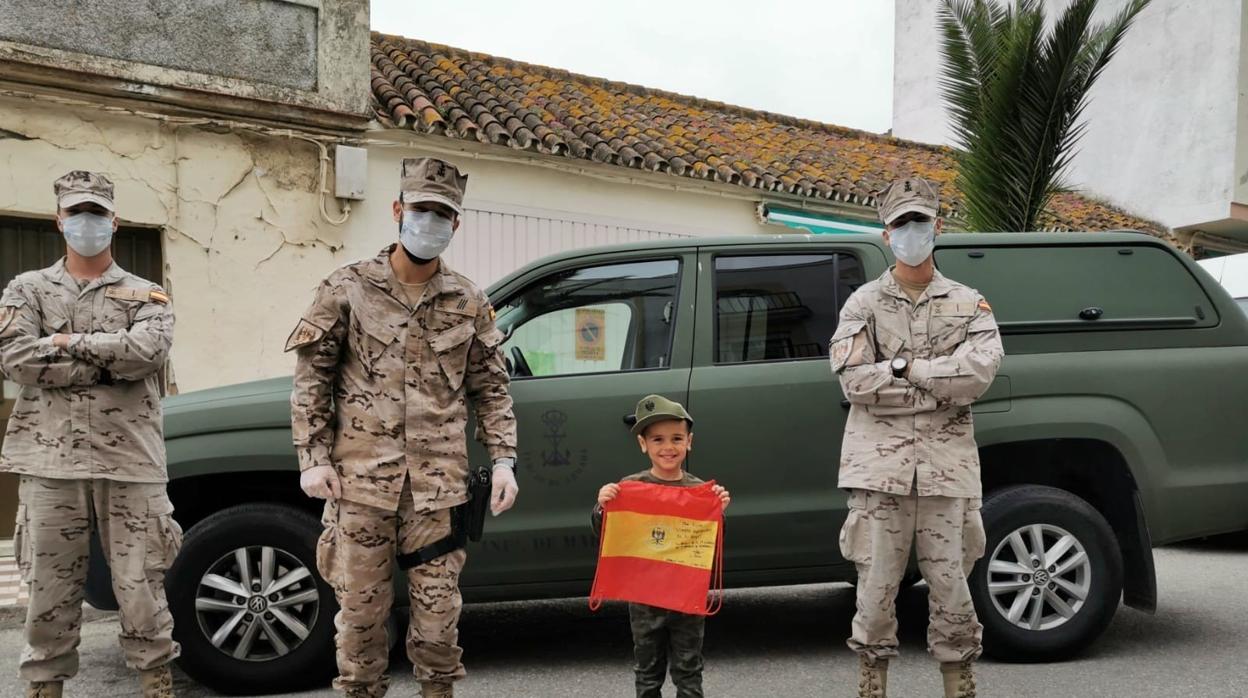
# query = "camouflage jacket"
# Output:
<box><xmin>287</xmin><ymin>246</ymin><xmax>517</xmax><ymax>512</ymax></box>
<box><xmin>829</xmin><ymin>269</ymin><xmax>1003</xmax><ymax>498</ymax></box>
<box><xmin>0</xmin><ymin>260</ymin><xmax>174</xmax><ymax>482</ymax></box>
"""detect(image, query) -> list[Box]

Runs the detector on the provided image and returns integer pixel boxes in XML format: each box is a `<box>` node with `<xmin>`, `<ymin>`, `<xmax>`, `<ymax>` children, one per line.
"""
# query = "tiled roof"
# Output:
<box><xmin>369</xmin><ymin>33</ymin><xmax>1167</xmax><ymax>236</ymax></box>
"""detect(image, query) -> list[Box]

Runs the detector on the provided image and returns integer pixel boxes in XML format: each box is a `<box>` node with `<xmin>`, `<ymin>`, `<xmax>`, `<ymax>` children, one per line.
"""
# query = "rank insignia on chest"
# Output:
<box><xmin>435</xmin><ymin>297</ymin><xmax>478</xmax><ymax>317</ymax></box>
<box><xmin>105</xmin><ymin>286</ymin><xmax>169</xmax><ymax>305</ymax></box>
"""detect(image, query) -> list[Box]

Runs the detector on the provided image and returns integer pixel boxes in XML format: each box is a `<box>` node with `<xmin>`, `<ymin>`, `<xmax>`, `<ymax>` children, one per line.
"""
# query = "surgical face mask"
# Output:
<box><xmin>888</xmin><ymin>219</ymin><xmax>936</xmax><ymax>266</ymax></box>
<box><xmin>399</xmin><ymin>210</ymin><xmax>454</xmax><ymax>262</ymax></box>
<box><xmin>61</xmin><ymin>212</ymin><xmax>114</xmax><ymax>257</ymax></box>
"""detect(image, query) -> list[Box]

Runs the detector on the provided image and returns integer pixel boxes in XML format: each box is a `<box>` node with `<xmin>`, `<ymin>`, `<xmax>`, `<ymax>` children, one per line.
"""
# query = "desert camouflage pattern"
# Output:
<box><xmin>15</xmin><ymin>476</ymin><xmax>182</xmax><ymax>682</ymax></box>
<box><xmin>317</xmin><ymin>480</ymin><xmax>467</xmax><ymax>696</ymax></box>
<box><xmin>629</xmin><ymin>602</ymin><xmax>705</xmax><ymax>698</ymax></box>
<box><xmin>53</xmin><ymin>169</ymin><xmax>116</xmax><ymax>211</ymax></box>
<box><xmin>830</xmin><ymin>268</ymin><xmax>1003</xmax><ymax>499</ymax></box>
<box><xmin>839</xmin><ymin>488</ymin><xmax>985</xmax><ymax>664</ymax></box>
<box><xmin>0</xmin><ymin>260</ymin><xmax>174</xmax><ymax>482</ymax></box>
<box><xmin>288</xmin><ymin>245</ymin><xmax>516</xmax><ymax>513</ymax></box>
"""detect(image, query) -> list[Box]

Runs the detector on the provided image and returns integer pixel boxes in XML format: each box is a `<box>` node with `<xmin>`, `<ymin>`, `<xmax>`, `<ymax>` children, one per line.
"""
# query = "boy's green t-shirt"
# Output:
<box><xmin>591</xmin><ymin>468</ymin><xmax>705</xmax><ymax>535</ymax></box>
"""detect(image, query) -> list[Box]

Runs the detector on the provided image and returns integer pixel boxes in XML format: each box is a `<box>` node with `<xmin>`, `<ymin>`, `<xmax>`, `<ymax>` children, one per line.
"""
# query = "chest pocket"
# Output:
<box><xmin>101</xmin><ymin>288</ymin><xmax>144</xmax><ymax>332</ymax></box>
<box><xmin>40</xmin><ymin>307</ymin><xmax>69</xmax><ymax>336</ymax></box>
<box><xmin>929</xmin><ymin>301</ymin><xmax>975</xmax><ymax>355</ymax></box>
<box><xmin>428</xmin><ymin>321</ymin><xmax>476</xmax><ymax>391</ymax></box>
<box><xmin>348</xmin><ymin>312</ymin><xmax>399</xmax><ymax>373</ymax></box>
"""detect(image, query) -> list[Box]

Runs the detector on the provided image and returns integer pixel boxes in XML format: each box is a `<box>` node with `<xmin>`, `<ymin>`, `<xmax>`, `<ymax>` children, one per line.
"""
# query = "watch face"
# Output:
<box><xmin>891</xmin><ymin>357</ymin><xmax>906</xmax><ymax>370</ymax></box>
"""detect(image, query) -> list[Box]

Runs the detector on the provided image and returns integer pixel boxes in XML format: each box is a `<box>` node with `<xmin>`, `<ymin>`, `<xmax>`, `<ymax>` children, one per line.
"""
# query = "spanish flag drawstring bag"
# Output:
<box><xmin>588</xmin><ymin>480</ymin><xmax>725</xmax><ymax>615</ymax></box>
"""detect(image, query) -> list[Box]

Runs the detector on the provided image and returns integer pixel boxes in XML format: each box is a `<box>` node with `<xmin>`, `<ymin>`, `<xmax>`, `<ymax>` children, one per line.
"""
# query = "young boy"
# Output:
<box><xmin>592</xmin><ymin>394</ymin><xmax>731</xmax><ymax>698</ymax></box>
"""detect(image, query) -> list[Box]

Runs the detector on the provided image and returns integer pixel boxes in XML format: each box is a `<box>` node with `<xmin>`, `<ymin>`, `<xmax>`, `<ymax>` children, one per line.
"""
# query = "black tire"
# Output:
<box><xmin>971</xmin><ymin>485</ymin><xmax>1123</xmax><ymax>662</ymax></box>
<box><xmin>168</xmin><ymin>503</ymin><xmax>337</xmax><ymax>695</ymax></box>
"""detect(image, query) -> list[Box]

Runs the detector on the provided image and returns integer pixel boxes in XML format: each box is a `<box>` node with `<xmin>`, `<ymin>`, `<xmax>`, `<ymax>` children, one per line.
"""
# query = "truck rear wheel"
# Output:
<box><xmin>167</xmin><ymin>503</ymin><xmax>338</xmax><ymax>694</ymax></box>
<box><xmin>970</xmin><ymin>485</ymin><xmax>1123</xmax><ymax>661</ymax></box>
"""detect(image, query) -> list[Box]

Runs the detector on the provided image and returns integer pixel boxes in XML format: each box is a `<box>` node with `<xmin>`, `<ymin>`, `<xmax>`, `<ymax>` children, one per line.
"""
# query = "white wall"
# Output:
<box><xmin>892</xmin><ymin>0</ymin><xmax>1243</xmax><ymax>230</ymax></box>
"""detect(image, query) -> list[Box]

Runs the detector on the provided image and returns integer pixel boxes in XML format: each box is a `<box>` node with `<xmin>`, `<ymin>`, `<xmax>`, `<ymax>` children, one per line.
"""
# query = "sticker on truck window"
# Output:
<box><xmin>575</xmin><ymin>308</ymin><xmax>606</xmax><ymax>361</ymax></box>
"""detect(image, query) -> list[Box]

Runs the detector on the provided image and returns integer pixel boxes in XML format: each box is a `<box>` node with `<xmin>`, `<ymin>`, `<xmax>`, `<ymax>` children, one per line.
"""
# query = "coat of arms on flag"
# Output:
<box><xmin>589</xmin><ymin>480</ymin><xmax>725</xmax><ymax>615</ymax></box>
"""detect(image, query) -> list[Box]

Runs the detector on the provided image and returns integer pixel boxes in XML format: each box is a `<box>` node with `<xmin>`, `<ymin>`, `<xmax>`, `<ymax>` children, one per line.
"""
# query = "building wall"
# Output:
<box><xmin>892</xmin><ymin>0</ymin><xmax>1243</xmax><ymax>231</ymax></box>
<box><xmin>0</xmin><ymin>0</ymin><xmax>370</xmax><ymax>119</ymax></box>
<box><xmin>0</xmin><ymin>96</ymin><xmax>802</xmax><ymax>394</ymax></box>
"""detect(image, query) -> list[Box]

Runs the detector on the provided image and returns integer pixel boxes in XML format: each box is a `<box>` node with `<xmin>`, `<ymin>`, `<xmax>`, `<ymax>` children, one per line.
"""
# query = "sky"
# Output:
<box><xmin>370</xmin><ymin>0</ymin><xmax>895</xmax><ymax>134</ymax></box>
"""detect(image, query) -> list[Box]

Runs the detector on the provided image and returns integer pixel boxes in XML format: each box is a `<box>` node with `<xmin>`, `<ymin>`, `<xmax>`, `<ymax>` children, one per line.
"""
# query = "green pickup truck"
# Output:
<box><xmin>84</xmin><ymin>232</ymin><xmax>1248</xmax><ymax>693</ymax></box>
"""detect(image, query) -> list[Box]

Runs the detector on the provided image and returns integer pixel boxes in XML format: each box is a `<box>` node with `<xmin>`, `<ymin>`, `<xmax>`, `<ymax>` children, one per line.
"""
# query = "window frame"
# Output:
<box><xmin>709</xmin><ymin>249</ymin><xmax>866</xmax><ymax>367</ymax></box>
<box><xmin>494</xmin><ymin>256</ymin><xmax>686</xmax><ymax>381</ymax></box>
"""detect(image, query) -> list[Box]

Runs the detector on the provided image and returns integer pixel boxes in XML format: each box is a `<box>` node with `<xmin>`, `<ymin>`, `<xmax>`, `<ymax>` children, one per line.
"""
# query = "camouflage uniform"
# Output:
<box><xmin>829</xmin><ymin>178</ymin><xmax>1003</xmax><ymax>674</ymax></box>
<box><xmin>0</xmin><ymin>171</ymin><xmax>179</xmax><ymax>690</ymax></box>
<box><xmin>289</xmin><ymin>159</ymin><xmax>516</xmax><ymax>697</ymax></box>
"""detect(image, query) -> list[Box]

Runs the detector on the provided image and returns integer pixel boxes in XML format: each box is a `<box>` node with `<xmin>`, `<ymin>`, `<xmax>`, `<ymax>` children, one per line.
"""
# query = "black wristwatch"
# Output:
<box><xmin>890</xmin><ymin>357</ymin><xmax>908</xmax><ymax>378</ymax></box>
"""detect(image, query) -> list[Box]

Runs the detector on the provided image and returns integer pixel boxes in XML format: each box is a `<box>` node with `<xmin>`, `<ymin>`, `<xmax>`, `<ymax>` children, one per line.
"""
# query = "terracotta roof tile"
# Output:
<box><xmin>369</xmin><ymin>33</ymin><xmax>1167</xmax><ymax>236</ymax></box>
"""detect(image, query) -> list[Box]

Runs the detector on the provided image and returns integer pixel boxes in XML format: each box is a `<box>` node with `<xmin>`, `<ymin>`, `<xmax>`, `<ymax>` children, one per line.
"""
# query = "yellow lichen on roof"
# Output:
<box><xmin>369</xmin><ymin>32</ymin><xmax>1166</xmax><ymax>237</ymax></box>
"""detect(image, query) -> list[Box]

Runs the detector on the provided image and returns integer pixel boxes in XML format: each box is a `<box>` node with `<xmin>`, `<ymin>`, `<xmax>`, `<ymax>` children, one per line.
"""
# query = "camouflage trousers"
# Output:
<box><xmin>14</xmin><ymin>475</ymin><xmax>182</xmax><ymax>682</ymax></box>
<box><xmin>629</xmin><ymin>603</ymin><xmax>705</xmax><ymax>698</ymax></box>
<box><xmin>317</xmin><ymin>484</ymin><xmax>466</xmax><ymax>697</ymax></box>
<box><xmin>839</xmin><ymin>488</ymin><xmax>985</xmax><ymax>664</ymax></box>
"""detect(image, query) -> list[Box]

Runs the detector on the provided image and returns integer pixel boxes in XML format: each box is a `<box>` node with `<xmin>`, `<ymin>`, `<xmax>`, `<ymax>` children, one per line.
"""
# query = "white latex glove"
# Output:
<box><xmin>490</xmin><ymin>462</ymin><xmax>519</xmax><ymax>516</ymax></box>
<box><xmin>300</xmin><ymin>465</ymin><xmax>342</xmax><ymax>500</ymax></box>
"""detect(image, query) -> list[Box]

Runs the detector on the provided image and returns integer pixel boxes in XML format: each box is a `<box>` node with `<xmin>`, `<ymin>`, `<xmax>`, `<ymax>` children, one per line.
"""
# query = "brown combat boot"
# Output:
<box><xmin>139</xmin><ymin>664</ymin><xmax>175</xmax><ymax>698</ymax></box>
<box><xmin>421</xmin><ymin>682</ymin><xmax>454</xmax><ymax>698</ymax></box>
<box><xmin>858</xmin><ymin>655</ymin><xmax>887</xmax><ymax>698</ymax></box>
<box><xmin>26</xmin><ymin>682</ymin><xmax>62</xmax><ymax>698</ymax></box>
<box><xmin>941</xmin><ymin>661</ymin><xmax>976</xmax><ymax>698</ymax></box>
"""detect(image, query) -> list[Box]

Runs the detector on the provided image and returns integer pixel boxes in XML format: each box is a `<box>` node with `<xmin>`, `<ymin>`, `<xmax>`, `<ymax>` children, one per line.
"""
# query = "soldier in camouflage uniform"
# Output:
<box><xmin>288</xmin><ymin>157</ymin><xmax>518</xmax><ymax>698</ymax></box>
<box><xmin>829</xmin><ymin>178</ymin><xmax>1003</xmax><ymax>698</ymax></box>
<box><xmin>0</xmin><ymin>171</ymin><xmax>179</xmax><ymax>698</ymax></box>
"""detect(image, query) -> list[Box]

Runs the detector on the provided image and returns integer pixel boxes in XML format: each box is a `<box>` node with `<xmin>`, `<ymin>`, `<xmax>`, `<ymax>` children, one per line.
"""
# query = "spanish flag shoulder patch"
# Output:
<box><xmin>977</xmin><ymin>299</ymin><xmax>992</xmax><ymax>313</ymax></box>
<box><xmin>148</xmin><ymin>290</ymin><xmax>171</xmax><ymax>305</ymax></box>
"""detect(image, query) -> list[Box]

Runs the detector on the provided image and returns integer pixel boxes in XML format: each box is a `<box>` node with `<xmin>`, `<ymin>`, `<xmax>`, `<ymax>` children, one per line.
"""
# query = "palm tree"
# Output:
<box><xmin>937</xmin><ymin>0</ymin><xmax>1150</xmax><ymax>232</ymax></box>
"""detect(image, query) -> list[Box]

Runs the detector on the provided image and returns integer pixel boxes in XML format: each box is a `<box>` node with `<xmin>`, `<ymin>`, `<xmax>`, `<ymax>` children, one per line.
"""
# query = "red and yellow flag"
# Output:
<box><xmin>589</xmin><ymin>480</ymin><xmax>725</xmax><ymax>615</ymax></box>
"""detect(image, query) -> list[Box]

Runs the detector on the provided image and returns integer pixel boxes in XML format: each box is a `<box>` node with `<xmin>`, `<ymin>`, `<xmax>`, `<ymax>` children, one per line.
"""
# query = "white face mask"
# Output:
<box><xmin>399</xmin><ymin>210</ymin><xmax>455</xmax><ymax>261</ymax></box>
<box><xmin>888</xmin><ymin>219</ymin><xmax>936</xmax><ymax>266</ymax></box>
<box><xmin>61</xmin><ymin>212</ymin><xmax>114</xmax><ymax>257</ymax></box>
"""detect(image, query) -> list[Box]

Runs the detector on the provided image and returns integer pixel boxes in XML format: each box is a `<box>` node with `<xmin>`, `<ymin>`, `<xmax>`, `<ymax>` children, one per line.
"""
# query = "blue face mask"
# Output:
<box><xmin>889</xmin><ymin>219</ymin><xmax>936</xmax><ymax>266</ymax></box>
<box><xmin>61</xmin><ymin>212</ymin><xmax>114</xmax><ymax>257</ymax></box>
<box><xmin>399</xmin><ymin>210</ymin><xmax>454</xmax><ymax>261</ymax></box>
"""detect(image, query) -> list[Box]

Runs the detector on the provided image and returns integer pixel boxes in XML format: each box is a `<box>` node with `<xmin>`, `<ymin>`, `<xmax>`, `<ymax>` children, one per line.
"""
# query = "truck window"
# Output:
<box><xmin>713</xmin><ymin>253</ymin><xmax>865</xmax><ymax>364</ymax></box>
<box><xmin>934</xmin><ymin>245</ymin><xmax>1218</xmax><ymax>330</ymax></box>
<box><xmin>496</xmin><ymin>259</ymin><xmax>681</xmax><ymax>377</ymax></box>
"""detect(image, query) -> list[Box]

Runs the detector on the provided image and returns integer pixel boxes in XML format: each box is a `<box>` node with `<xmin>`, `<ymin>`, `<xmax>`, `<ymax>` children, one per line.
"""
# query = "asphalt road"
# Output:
<box><xmin>2</xmin><ymin>532</ymin><xmax>1245</xmax><ymax>697</ymax></box>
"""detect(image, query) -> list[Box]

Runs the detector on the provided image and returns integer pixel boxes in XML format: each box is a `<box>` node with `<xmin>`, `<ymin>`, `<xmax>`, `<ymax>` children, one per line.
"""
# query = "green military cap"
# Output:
<box><xmin>876</xmin><ymin>176</ymin><xmax>939</xmax><ymax>226</ymax></box>
<box><xmin>54</xmin><ymin>170</ymin><xmax>115</xmax><ymax>212</ymax></box>
<box><xmin>631</xmin><ymin>394</ymin><xmax>694</xmax><ymax>436</ymax></box>
<box><xmin>400</xmin><ymin>157</ymin><xmax>467</xmax><ymax>215</ymax></box>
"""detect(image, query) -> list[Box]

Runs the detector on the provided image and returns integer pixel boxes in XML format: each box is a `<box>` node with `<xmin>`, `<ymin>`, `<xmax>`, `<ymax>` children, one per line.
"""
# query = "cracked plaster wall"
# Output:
<box><xmin>1</xmin><ymin>97</ymin><xmax>791</xmax><ymax>394</ymax></box>
<box><xmin>0</xmin><ymin>95</ymin><xmax>348</xmax><ymax>391</ymax></box>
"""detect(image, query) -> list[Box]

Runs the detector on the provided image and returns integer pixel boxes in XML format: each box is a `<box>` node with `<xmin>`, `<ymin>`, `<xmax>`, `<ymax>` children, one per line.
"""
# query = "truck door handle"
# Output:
<box><xmin>840</xmin><ymin>399</ymin><xmax>851</xmax><ymax>409</ymax></box>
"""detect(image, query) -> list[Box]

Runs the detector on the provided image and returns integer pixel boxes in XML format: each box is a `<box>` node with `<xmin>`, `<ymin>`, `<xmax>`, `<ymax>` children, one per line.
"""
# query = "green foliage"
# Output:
<box><xmin>937</xmin><ymin>0</ymin><xmax>1150</xmax><ymax>231</ymax></box>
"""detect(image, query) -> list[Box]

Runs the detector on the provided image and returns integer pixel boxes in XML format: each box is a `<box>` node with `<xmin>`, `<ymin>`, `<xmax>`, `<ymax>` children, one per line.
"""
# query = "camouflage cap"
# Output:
<box><xmin>54</xmin><ymin>170</ymin><xmax>115</xmax><ymax>212</ymax></box>
<box><xmin>876</xmin><ymin>177</ymin><xmax>939</xmax><ymax>226</ymax></box>
<box><xmin>400</xmin><ymin>157</ymin><xmax>467</xmax><ymax>215</ymax></box>
<box><xmin>631</xmin><ymin>394</ymin><xmax>694</xmax><ymax>436</ymax></box>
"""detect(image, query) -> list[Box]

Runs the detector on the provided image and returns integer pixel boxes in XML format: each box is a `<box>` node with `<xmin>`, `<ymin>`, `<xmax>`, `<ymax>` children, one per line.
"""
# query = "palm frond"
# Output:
<box><xmin>937</xmin><ymin>0</ymin><xmax>1151</xmax><ymax>232</ymax></box>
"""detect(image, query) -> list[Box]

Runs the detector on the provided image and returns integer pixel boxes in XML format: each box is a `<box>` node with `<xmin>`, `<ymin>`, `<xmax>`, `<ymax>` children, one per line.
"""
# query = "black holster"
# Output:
<box><xmin>396</xmin><ymin>466</ymin><xmax>491</xmax><ymax>569</ymax></box>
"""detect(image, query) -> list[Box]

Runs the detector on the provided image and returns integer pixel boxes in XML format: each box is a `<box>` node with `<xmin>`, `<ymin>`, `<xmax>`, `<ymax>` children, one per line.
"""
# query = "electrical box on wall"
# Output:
<box><xmin>334</xmin><ymin>145</ymin><xmax>368</xmax><ymax>200</ymax></box>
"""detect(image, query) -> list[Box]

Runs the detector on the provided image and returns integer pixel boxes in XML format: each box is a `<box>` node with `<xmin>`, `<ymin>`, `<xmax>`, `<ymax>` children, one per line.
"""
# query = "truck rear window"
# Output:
<box><xmin>934</xmin><ymin>245</ymin><xmax>1217</xmax><ymax>332</ymax></box>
